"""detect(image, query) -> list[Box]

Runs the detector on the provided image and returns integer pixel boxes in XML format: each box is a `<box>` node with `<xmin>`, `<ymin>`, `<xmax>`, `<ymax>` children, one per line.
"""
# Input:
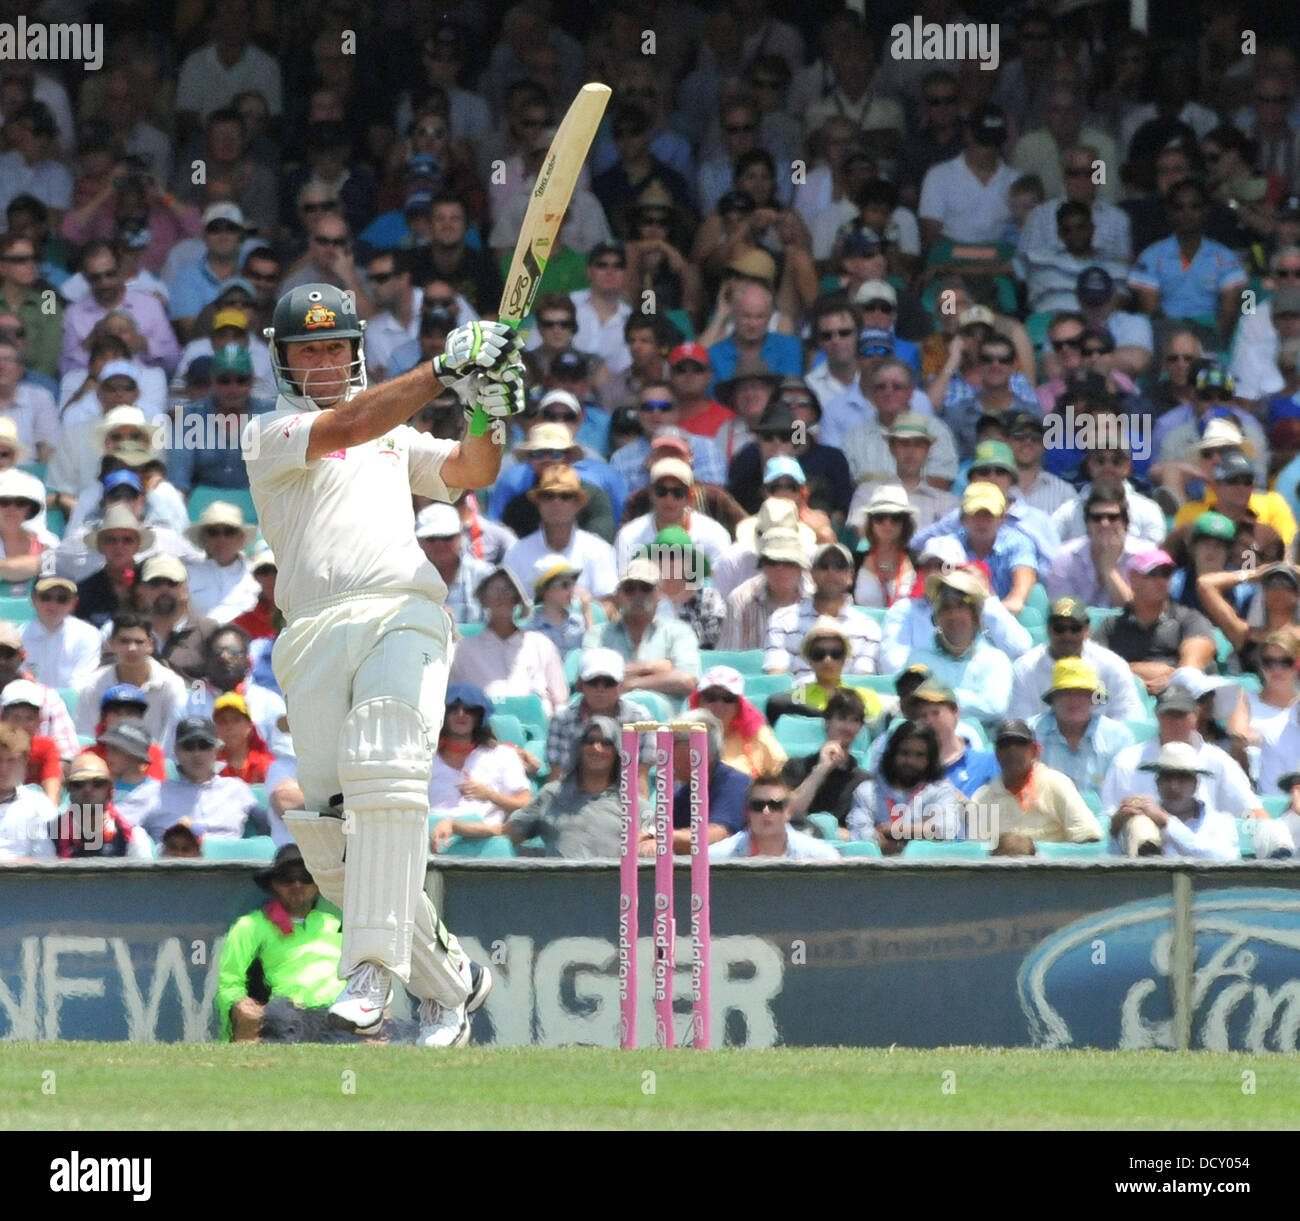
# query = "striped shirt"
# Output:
<box><xmin>763</xmin><ymin>599</ymin><xmax>882</xmax><ymax>680</ymax></box>
<box><xmin>718</xmin><ymin>575</ymin><xmax>801</xmax><ymax>651</ymax></box>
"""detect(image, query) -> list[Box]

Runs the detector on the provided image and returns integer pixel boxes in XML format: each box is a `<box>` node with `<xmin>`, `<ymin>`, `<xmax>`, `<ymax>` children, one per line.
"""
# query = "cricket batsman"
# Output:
<box><xmin>243</xmin><ymin>283</ymin><xmax>523</xmax><ymax>1047</ymax></box>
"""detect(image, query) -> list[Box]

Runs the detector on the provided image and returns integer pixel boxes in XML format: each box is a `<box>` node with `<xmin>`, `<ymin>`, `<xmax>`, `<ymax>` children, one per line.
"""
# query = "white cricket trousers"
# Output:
<box><xmin>274</xmin><ymin>588</ymin><xmax>469</xmax><ymax>1002</ymax></box>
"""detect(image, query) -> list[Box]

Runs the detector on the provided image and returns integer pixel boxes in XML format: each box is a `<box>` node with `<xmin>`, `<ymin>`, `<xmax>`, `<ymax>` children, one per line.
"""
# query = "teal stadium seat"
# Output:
<box><xmin>861</xmin><ymin>606</ymin><xmax>887</xmax><ymax>624</ymax></box>
<box><xmin>1035</xmin><ymin>840</ymin><xmax>1105</xmax><ymax>858</ymax></box>
<box><xmin>203</xmin><ymin>835</ymin><xmax>276</xmax><ymax>861</ymax></box>
<box><xmin>441</xmin><ymin>833</ymin><xmax>517</xmax><ymax>858</ymax></box>
<box><xmin>707</xmin><ymin>649</ymin><xmax>767</xmax><ymax>676</ymax></box>
<box><xmin>0</xmin><ymin>595</ymin><xmax>34</xmax><ymax>623</ymax></box>
<box><xmin>775</xmin><ymin>716</ymin><xmax>826</xmax><ymax>756</ymax></box>
<box><xmin>490</xmin><ymin>693</ymin><xmax>545</xmax><ymax>734</ymax></box>
<box><xmin>249</xmin><ymin>783</ymin><xmax>268</xmax><ymax>807</ymax></box>
<box><xmin>457</xmin><ymin>621</ymin><xmax>484</xmax><ymax>638</ymax></box>
<box><xmin>838</xmin><ymin>839</ymin><xmax>882</xmax><ymax>857</ymax></box>
<box><xmin>188</xmin><ymin>486</ymin><xmax>258</xmax><ymax>525</ymax></box>
<box><xmin>844</xmin><ymin>674</ymin><xmax>899</xmax><ymax>697</ymax></box>
<box><xmin>57</xmin><ymin>688</ymin><xmax>78</xmax><ymax>717</ymax></box>
<box><xmin>807</xmin><ymin>812</ymin><xmax>840</xmax><ymax>841</ymax></box>
<box><xmin>744</xmin><ymin>674</ymin><xmax>795</xmax><ymax>704</ymax></box>
<box><xmin>490</xmin><ymin>713</ymin><xmax>528</xmax><ymax>748</ymax></box>
<box><xmin>1262</xmin><ymin>794</ymin><xmax>1290</xmax><ymax>817</ymax></box>
<box><xmin>1017</xmin><ymin>583</ymin><xmax>1049</xmax><ymax>629</ymax></box>
<box><xmin>1124</xmin><ymin>720</ymin><xmax>1158</xmax><ymax>744</ymax></box>
<box><xmin>901</xmin><ymin>839</ymin><xmax>990</xmax><ymax>859</ymax></box>
<box><xmin>1089</xmin><ymin>608</ymin><xmax>1120</xmax><ymax>632</ymax></box>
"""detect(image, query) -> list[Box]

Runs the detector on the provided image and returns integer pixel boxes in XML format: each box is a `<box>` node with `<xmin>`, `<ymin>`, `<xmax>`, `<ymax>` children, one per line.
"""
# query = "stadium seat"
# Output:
<box><xmin>0</xmin><ymin>595</ymin><xmax>34</xmax><ymax>623</ymax></box>
<box><xmin>490</xmin><ymin>693</ymin><xmax>545</xmax><ymax>734</ymax></box>
<box><xmin>744</xmin><ymin>674</ymin><xmax>795</xmax><ymax>703</ymax></box>
<box><xmin>1124</xmin><ymin>720</ymin><xmax>1158</xmax><ymax>744</ymax></box>
<box><xmin>490</xmin><ymin>712</ymin><xmax>528</xmax><ymax>748</ymax></box>
<box><xmin>844</xmin><ymin>674</ymin><xmax>898</xmax><ymax>696</ymax></box>
<box><xmin>1089</xmin><ymin>608</ymin><xmax>1120</xmax><ymax>632</ymax></box>
<box><xmin>838</xmin><ymin>839</ymin><xmax>882</xmax><ymax>857</ymax></box>
<box><xmin>1236</xmin><ymin>674</ymin><xmax>1261</xmax><ymax>695</ymax></box>
<box><xmin>1212</xmin><ymin>629</ymin><xmax>1233</xmax><ymax>666</ymax></box>
<box><xmin>1034</xmin><ymin>840</ymin><xmax>1105</xmax><ymax>858</ymax></box>
<box><xmin>775</xmin><ymin>716</ymin><xmax>826</xmax><ymax>756</ymax></box>
<box><xmin>203</xmin><ymin>835</ymin><xmax>276</xmax><ymax>861</ymax></box>
<box><xmin>807</xmin><ymin>812</ymin><xmax>840</xmax><ymax>842</ymax></box>
<box><xmin>1080</xmin><ymin>790</ymin><xmax>1102</xmax><ymax>815</ymax></box>
<box><xmin>441</xmin><ymin>833</ymin><xmax>517</xmax><ymax>858</ymax></box>
<box><xmin>188</xmin><ymin>485</ymin><xmax>258</xmax><ymax>525</ymax></box>
<box><xmin>563</xmin><ymin>649</ymin><xmax>581</xmax><ymax>686</ymax></box>
<box><xmin>901</xmin><ymin>839</ymin><xmax>990</xmax><ymax>859</ymax></box>
<box><xmin>707</xmin><ymin>649</ymin><xmax>767</xmax><ymax>676</ymax></box>
<box><xmin>457</xmin><ymin>621</ymin><xmax>484</xmax><ymax>638</ymax></box>
<box><xmin>861</xmin><ymin>606</ymin><xmax>886</xmax><ymax>624</ymax></box>
<box><xmin>57</xmin><ymin>688</ymin><xmax>78</xmax><ymax>717</ymax></box>
<box><xmin>625</xmin><ymin>691</ymin><xmax>675</xmax><ymax>723</ymax></box>
<box><xmin>1262</xmin><ymin>794</ymin><xmax>1290</xmax><ymax>817</ymax></box>
<box><xmin>249</xmin><ymin>783</ymin><xmax>268</xmax><ymax>807</ymax></box>
<box><xmin>1017</xmin><ymin>583</ymin><xmax>1049</xmax><ymax>628</ymax></box>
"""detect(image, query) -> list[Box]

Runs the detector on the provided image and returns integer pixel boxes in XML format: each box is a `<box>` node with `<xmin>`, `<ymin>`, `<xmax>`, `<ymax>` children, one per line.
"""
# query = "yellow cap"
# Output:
<box><xmin>961</xmin><ymin>483</ymin><xmax>1006</xmax><ymax>516</ymax></box>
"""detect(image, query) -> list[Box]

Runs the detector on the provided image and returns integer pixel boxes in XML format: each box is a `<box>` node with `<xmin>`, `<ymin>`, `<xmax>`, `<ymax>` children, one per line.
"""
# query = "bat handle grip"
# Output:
<box><xmin>467</xmin><ymin>404</ymin><xmax>492</xmax><ymax>437</ymax></box>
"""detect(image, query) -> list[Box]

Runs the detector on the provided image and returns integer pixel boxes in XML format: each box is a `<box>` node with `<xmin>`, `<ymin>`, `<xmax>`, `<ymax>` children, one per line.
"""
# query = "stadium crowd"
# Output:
<box><xmin>3</xmin><ymin>0</ymin><xmax>1300</xmax><ymax>882</ymax></box>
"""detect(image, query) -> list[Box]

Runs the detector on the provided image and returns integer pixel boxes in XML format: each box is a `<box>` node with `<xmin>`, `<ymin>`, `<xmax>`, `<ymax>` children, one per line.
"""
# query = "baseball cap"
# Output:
<box><xmin>620</xmin><ymin>557</ymin><xmax>661</xmax><ymax>587</ymax></box>
<box><xmin>33</xmin><ymin>574</ymin><xmax>75</xmax><ymax>595</ymax></box>
<box><xmin>649</xmin><ymin>457</ymin><xmax>693</xmax><ymax>487</ymax></box>
<box><xmin>958</xmin><ymin>306</ymin><xmax>996</xmax><ymax>331</ymax></box>
<box><xmin>404</xmin><ymin>189</ymin><xmax>435</xmax><ymax>215</ymax></box>
<box><xmin>102</xmin><ymin>469</ymin><xmax>143</xmax><ymax>496</ymax></box>
<box><xmin>175</xmin><ymin>716</ymin><xmax>219</xmax><ymax>748</ymax></box>
<box><xmin>1004</xmin><ymin>410</ymin><xmax>1045</xmax><ymax>435</ymax></box>
<box><xmin>968</xmin><ymin>104</ymin><xmax>1008</xmax><ymax>146</ymax></box>
<box><xmin>406</xmin><ymin>153</ymin><xmax>441</xmax><ymax>181</ymax></box>
<box><xmin>1041</xmin><ymin>657</ymin><xmax>1104</xmax><ymax>701</ymax></box>
<box><xmin>884</xmin><ymin>412</ymin><xmax>932</xmax><ymax>440</ymax></box>
<box><xmin>856</xmin><ymin>280</ymin><xmax>897</xmax><ymax>308</ymax></box>
<box><xmin>538</xmin><ymin>388</ymin><xmax>582</xmax><ymax>418</ymax></box>
<box><xmin>1213</xmin><ymin>452</ymin><xmax>1255</xmax><ymax>482</ymax></box>
<box><xmin>1194</xmin><ymin>363</ymin><xmax>1235</xmax><ymax>396</ymax></box>
<box><xmin>531</xmin><ymin>553</ymin><xmax>582</xmax><ymax>594</ymax></box>
<box><xmin>916</xmin><ymin>535</ymin><xmax>966</xmax><ymax>568</ymax></box>
<box><xmin>211</xmin><ymin>309</ymin><xmax>250</xmax><ymax>333</ymax></box>
<box><xmin>840</xmin><ymin>226</ymin><xmax>884</xmax><ymax>257</ymax></box>
<box><xmin>212</xmin><ymin>344</ymin><xmax>253</xmax><ymax>377</ymax></box>
<box><xmin>550</xmin><ymin>350</ymin><xmax>588</xmax><ymax>380</ymax></box>
<box><xmin>1049</xmin><ymin>596</ymin><xmax>1089</xmax><ymax>624</ymax></box>
<box><xmin>857</xmin><ymin>327</ymin><xmax>894</xmax><ymax>357</ymax></box>
<box><xmin>98</xmin><ymin>360</ymin><xmax>140</xmax><ymax>386</ymax></box>
<box><xmin>140</xmin><ymin>554</ymin><xmax>187</xmax><ymax>583</ymax></box>
<box><xmin>1192</xmin><ymin>511</ymin><xmax>1237</xmax><ymax>542</ymax></box>
<box><xmin>445</xmin><ymin>682</ymin><xmax>490</xmax><ymax>714</ymax></box>
<box><xmin>578</xmin><ymin>647</ymin><xmax>625</xmax><ymax>683</ymax></box>
<box><xmin>699</xmin><ymin>665</ymin><xmax>744</xmax><ymax>697</ymax></box>
<box><xmin>970</xmin><ymin>440</ymin><xmax>1017</xmax><ymax>476</ymax></box>
<box><xmin>647</xmin><ymin>427</ymin><xmax>691</xmax><ymax>459</ymax></box>
<box><xmin>101</xmin><ymin>683</ymin><xmax>147</xmax><ymax>709</ymax></box>
<box><xmin>763</xmin><ymin>456</ymin><xmax>806</xmax><ymax>486</ymax></box>
<box><xmin>1129</xmin><ymin>548</ymin><xmax>1176</xmax><ymax>576</ymax></box>
<box><xmin>1076</xmin><ymin>266</ymin><xmax>1116</xmax><ymax>307</ymax></box>
<box><xmin>912</xmin><ymin>679</ymin><xmax>958</xmax><ymax>706</ymax></box>
<box><xmin>669</xmin><ymin>342</ymin><xmax>710</xmax><ymax>369</ymax></box>
<box><xmin>97</xmin><ymin>721</ymin><xmax>153</xmax><ymax>762</ymax></box>
<box><xmin>1</xmin><ymin>679</ymin><xmax>42</xmax><ymax>709</ymax></box>
<box><xmin>67</xmin><ymin>752</ymin><xmax>112</xmax><ymax>783</ymax></box>
<box><xmin>993</xmin><ymin>717</ymin><xmax>1035</xmax><ymax>745</ymax></box>
<box><xmin>415</xmin><ymin>502</ymin><xmax>461</xmax><ymax>539</ymax></box>
<box><xmin>202</xmin><ymin>202</ymin><xmax>245</xmax><ymax>229</ymax></box>
<box><xmin>1155</xmin><ymin>684</ymin><xmax>1198</xmax><ymax>715</ymax></box>
<box><xmin>896</xmin><ymin>663</ymin><xmax>932</xmax><ymax>696</ymax></box>
<box><xmin>213</xmin><ymin>691</ymin><xmax>252</xmax><ymax>719</ymax></box>
<box><xmin>587</xmin><ymin>239</ymin><xmax>625</xmax><ymax>264</ymax></box>
<box><xmin>961</xmin><ymin>483</ymin><xmax>1007</xmax><ymax>515</ymax></box>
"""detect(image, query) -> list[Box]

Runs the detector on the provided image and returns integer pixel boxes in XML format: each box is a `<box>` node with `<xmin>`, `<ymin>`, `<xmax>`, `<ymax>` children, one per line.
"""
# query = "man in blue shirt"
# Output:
<box><xmin>1129</xmin><ymin>179</ymin><xmax>1246</xmax><ymax>339</ymax></box>
<box><xmin>169</xmin><ymin>203</ymin><xmax>247</xmax><ymax>341</ymax></box>
<box><xmin>166</xmin><ymin>345</ymin><xmax>275</xmax><ymax>492</ymax></box>
<box><xmin>912</xmin><ymin>679</ymin><xmax>999</xmax><ymax>796</ymax></box>
<box><xmin>707</xmin><ymin>280</ymin><xmax>802</xmax><ymax>392</ymax></box>
<box><xmin>1029</xmin><ymin>656</ymin><xmax>1135</xmax><ymax>796</ymax></box>
<box><xmin>664</xmin><ymin>710</ymin><xmax>749</xmax><ymax>850</ymax></box>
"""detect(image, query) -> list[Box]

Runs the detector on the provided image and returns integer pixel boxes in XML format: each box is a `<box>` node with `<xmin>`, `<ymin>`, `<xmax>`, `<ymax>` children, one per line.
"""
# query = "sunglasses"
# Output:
<box><xmin>1087</xmin><ymin>511</ymin><xmax>1124</xmax><ymax>523</ymax></box>
<box><xmin>1090</xmin><ymin>453</ymin><xmax>1127</xmax><ymax>465</ymax></box>
<box><xmin>216</xmin><ymin>375</ymin><xmax>250</xmax><ymax>385</ymax></box>
<box><xmin>724</xmin><ymin>123</ymin><xmax>757</xmax><ymax>134</ymax></box>
<box><xmin>808</xmin><ymin>646</ymin><xmax>846</xmax><ymax>662</ymax></box>
<box><xmin>0</xmin><ymin>253</ymin><xmax>35</xmax><ymax>264</ymax></box>
<box><xmin>1048</xmin><ymin>620</ymin><xmax>1084</xmax><ymax>633</ymax></box>
<box><xmin>538</xmin><ymin>490</ymin><xmax>577</xmax><ymax>501</ymax></box>
<box><xmin>817</xmin><ymin>327</ymin><xmax>855</xmax><ymax>340</ymax></box>
<box><xmin>981</xmin><ymin>352</ymin><xmax>1015</xmax><ymax>364</ymax></box>
<box><xmin>177</xmin><ymin>740</ymin><xmax>216</xmax><ymax>751</ymax></box>
<box><xmin>86</xmin><ymin>269</ymin><xmax>119</xmax><ymax>283</ymax></box>
<box><xmin>1051</xmin><ymin>336</ymin><xmax>1085</xmax><ymax>351</ymax></box>
<box><xmin>621</xmin><ymin>581</ymin><xmax>655</xmax><ymax>594</ymax></box>
<box><xmin>302</xmin><ymin>201</ymin><xmax>337</xmax><ymax>213</ymax></box>
<box><xmin>541</xmin><ymin>409</ymin><xmax>579</xmax><ymax>423</ymax></box>
<box><xmin>652</xmin><ymin>483</ymin><xmax>688</xmax><ymax>498</ymax></box>
<box><xmin>748</xmin><ymin>797</ymin><xmax>787</xmax><ymax>812</ymax></box>
<box><xmin>205</xmin><ymin>526</ymin><xmax>243</xmax><ymax>538</ymax></box>
<box><xmin>539</xmin><ymin>317</ymin><xmax>576</xmax><ymax>329</ymax></box>
<box><xmin>859</xmin><ymin>345</ymin><xmax>892</xmax><ymax>358</ymax></box>
<box><xmin>870</xmin><ymin>512</ymin><xmax>909</xmax><ymax>524</ymax></box>
<box><xmin>700</xmin><ymin>690</ymin><xmax>739</xmax><ymax>704</ymax></box>
<box><xmin>580</xmin><ymin>735</ymin><xmax>614</xmax><ymax>748</ymax></box>
<box><xmin>583</xmin><ymin>675</ymin><xmax>617</xmax><ymax>688</ymax></box>
<box><xmin>1165</xmin><ymin>353</ymin><xmax>1196</xmax><ymax>362</ymax></box>
<box><xmin>313</xmin><ymin>235</ymin><xmax>349</xmax><ymax>247</ymax></box>
<box><xmin>35</xmin><ymin>590</ymin><xmax>72</xmax><ymax>603</ymax></box>
<box><xmin>640</xmin><ymin>400</ymin><xmax>674</xmax><ymax>413</ymax></box>
<box><xmin>277</xmin><ymin>871</ymin><xmax>315</xmax><ymax>885</ymax></box>
<box><xmin>1261</xmin><ymin>655</ymin><xmax>1295</xmax><ymax>670</ymax></box>
<box><xmin>528</xmin><ymin>449</ymin><xmax>568</xmax><ymax>461</ymax></box>
<box><xmin>68</xmin><ymin>778</ymin><xmax>110</xmax><ymax>789</ymax></box>
<box><xmin>0</xmin><ymin>497</ymin><xmax>27</xmax><ymax>509</ymax></box>
<box><xmin>1274</xmin><ymin>268</ymin><xmax>1300</xmax><ymax>279</ymax></box>
<box><xmin>969</xmin><ymin>467</ymin><xmax>1006</xmax><ymax>480</ymax></box>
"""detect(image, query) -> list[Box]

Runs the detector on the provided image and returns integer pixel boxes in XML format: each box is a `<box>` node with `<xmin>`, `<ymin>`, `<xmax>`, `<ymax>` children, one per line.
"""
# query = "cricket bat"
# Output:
<box><xmin>500</xmin><ymin>82</ymin><xmax>612</xmax><ymax>328</ymax></box>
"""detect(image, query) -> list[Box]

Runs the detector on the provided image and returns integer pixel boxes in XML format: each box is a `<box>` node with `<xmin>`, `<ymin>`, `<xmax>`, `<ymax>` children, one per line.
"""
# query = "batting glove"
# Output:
<box><xmin>432</xmin><ymin>321</ymin><xmax>520</xmax><ymax>384</ymax></box>
<box><xmin>466</xmin><ymin>361</ymin><xmax>527</xmax><ymax>420</ymax></box>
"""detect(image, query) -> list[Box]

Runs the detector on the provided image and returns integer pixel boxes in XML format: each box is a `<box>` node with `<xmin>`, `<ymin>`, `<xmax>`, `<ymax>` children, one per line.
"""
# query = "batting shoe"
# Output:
<box><xmin>466</xmin><ymin>960</ymin><xmax>493</xmax><ymax>1013</ymax></box>
<box><xmin>329</xmin><ymin>961</ymin><xmax>393</xmax><ymax>1031</ymax></box>
<box><xmin>417</xmin><ymin>999</ymin><xmax>471</xmax><ymax>1048</ymax></box>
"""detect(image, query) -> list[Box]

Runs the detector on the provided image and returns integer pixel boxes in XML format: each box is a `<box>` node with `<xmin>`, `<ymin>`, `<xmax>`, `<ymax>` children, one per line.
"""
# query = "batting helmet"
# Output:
<box><xmin>265</xmin><ymin>283</ymin><xmax>367</xmax><ymax>404</ymax></box>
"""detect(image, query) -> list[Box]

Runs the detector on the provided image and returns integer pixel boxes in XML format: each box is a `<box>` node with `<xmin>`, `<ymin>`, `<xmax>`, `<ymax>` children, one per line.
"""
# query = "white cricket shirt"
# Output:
<box><xmin>244</xmin><ymin>400</ymin><xmax>461</xmax><ymax>619</ymax></box>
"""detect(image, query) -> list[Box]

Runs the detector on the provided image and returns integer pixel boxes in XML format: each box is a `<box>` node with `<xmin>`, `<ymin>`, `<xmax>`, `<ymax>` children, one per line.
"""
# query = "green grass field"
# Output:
<box><xmin>2</xmin><ymin>1045</ymin><xmax>1293</xmax><ymax>1129</ymax></box>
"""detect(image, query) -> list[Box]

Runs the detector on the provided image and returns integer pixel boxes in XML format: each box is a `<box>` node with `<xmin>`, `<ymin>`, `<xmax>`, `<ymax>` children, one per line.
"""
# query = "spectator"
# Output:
<box><xmin>880</xmin><ymin>537</ymin><xmax>1032</xmax><ymax>671</ymax></box>
<box><xmin>54</xmin><ymin>749</ymin><xmax>154</xmax><ymax>859</ymax></box>
<box><xmin>449</xmin><ymin>567</ymin><xmax>568</xmax><ymax>718</ymax></box>
<box><xmin>851</xmin><ymin>486</ymin><xmax>917</xmax><ymax>609</ymax></box>
<box><xmin>1129</xmin><ymin>179</ymin><xmax>1247</xmax><ymax>337</ymax></box>
<box><xmin>0</xmin><ymin>102</ymin><xmax>71</xmax><ymax>222</ymax></box>
<box><xmin>158</xmin><ymin>822</ymin><xmax>202</xmax><ymax>857</ymax></box>
<box><xmin>1029</xmin><ymin>658</ymin><xmax>1136</xmax><ymax>795</ymax></box>
<box><xmin>1244</xmin><ymin>631</ymin><xmax>1300</xmax><ymax>753</ymax></box>
<box><xmin>425</xmin><ymin>194</ymin><xmax>504</xmax><ymax>318</ymax></box>
<box><xmin>277</xmin><ymin>213</ymin><xmax>374</xmax><ymax>319</ymax></box>
<box><xmin>1047</xmin><ymin>483</ymin><xmax>1146</xmax><ymax>607</ymax></box>
<box><xmin>941</xmin><ymin>483</ymin><xmax>1038</xmax><ymax>615</ymax></box>
<box><xmin>414</xmin><ymin>503</ymin><xmax>493</xmax><ymax>626</ymax></box>
<box><xmin>0</xmin><ymin>721</ymin><xmax>57</xmax><ymax>860</ymax></box>
<box><xmin>1174</xmin><ymin>450</ymin><xmax>1295</xmax><ymax>548</ymax></box>
<box><xmin>688</xmin><ymin>664</ymin><xmax>785</xmax><ymax>778</ymax></box>
<box><xmin>710</xmin><ymin>771</ymin><xmax>840</xmax><ymax>860</ymax></box>
<box><xmin>213</xmin><ymin>691</ymin><xmax>273</xmax><ymax>785</ymax></box>
<box><xmin>705</xmin><ymin>280</ymin><xmax>802</xmax><ymax>386</ymax></box>
<box><xmin>1229</xmin><ymin>255</ymin><xmax>1300</xmax><ymax>403</ymax></box>
<box><xmin>20</xmin><ymin>574</ymin><xmax>101</xmax><ymax>689</ymax></box>
<box><xmin>495</xmin><ymin>425</ymin><xmax>616</xmax><ymax>542</ymax></box>
<box><xmin>75</xmin><ymin>612</ymin><xmax>187</xmax><ymax>747</ymax></box>
<box><xmin>847</xmin><ymin>720</ymin><xmax>969</xmax><ymax>854</ymax></box>
<box><xmin>767</xmin><ymin>617</ymin><xmax>883</xmax><ymax>725</ymax></box>
<box><xmin>73</xmin><ymin>506</ymin><xmax>152</xmax><ymax>630</ymax></box>
<box><xmin>1016</xmin><ymin>198</ymin><xmax>1131</xmax><ymax>315</ymax></box>
<box><xmin>918</xmin><ymin>105</ymin><xmax>1018</xmax><ymax>247</ymax></box>
<box><xmin>1109</xmin><ymin>743</ymin><xmax>1240</xmax><ymax>860</ymax></box>
<box><xmin>641</xmin><ymin>710</ymin><xmax>749</xmax><ymax>854</ymax></box>
<box><xmin>971</xmin><ymin>718</ymin><xmax>1103</xmax><ymax>845</ymax></box>
<box><xmin>1017</xmin><ymin>147</ymin><xmax>1133</xmax><ymax>270</ymax></box>
<box><xmin>1</xmin><ymin>680</ymin><xmax>61</xmax><ymax>803</ymax></box>
<box><xmin>711</xmin><ymin>357</ymin><xmax>780</xmax><ymax>465</ymax></box>
<box><xmin>614</xmin><ymin>458</ymin><xmax>731</xmax><ymax>576</ymax></box>
<box><xmin>896</xmin><ymin>71</ymin><xmax>967</xmax><ymax>209</ymax></box>
<box><xmin>569</xmin><ymin>242</ymin><xmax>633</xmax><ymax>376</ymax></box>
<box><xmin>1198</xmin><ymin>561</ymin><xmax>1300</xmax><ymax>664</ymax></box>
<box><xmin>781</xmin><ymin>688</ymin><xmax>872</xmax><ymax>834</ymax></box>
<box><xmin>666</xmin><ymin>342</ymin><xmax>735</xmax><ymax>438</ymax></box>
<box><xmin>1014</xmin><ymin>88</ymin><xmax>1121</xmax><ymax>203</ymax></box>
<box><xmin>910</xmin><ymin>564</ymin><xmax>1014</xmax><ymax>726</ymax></box>
<box><xmin>1052</xmin><ymin>440</ymin><xmax>1167</xmax><ymax>544</ymax></box>
<box><xmin>144</xmin><ymin>715</ymin><xmax>264</xmax><ymax>842</ymax></box>
<box><xmin>845</xmin><ymin>413</ymin><xmax>960</xmax><ymax>533</ymax></box>
<box><xmin>622</xmin><ymin>186</ymin><xmax>702</xmax><ymax>322</ymax></box>
<box><xmin>428</xmin><ymin>683</ymin><xmax>533</xmax><ymax>845</ymax></box>
<box><xmin>132</xmin><ymin>555</ymin><xmax>219</xmax><ymax>683</ymax></box>
<box><xmin>1074</xmin><ymin>266</ymin><xmax>1154</xmax><ymax>378</ymax></box>
<box><xmin>716</xmin><ymin>526</ymin><xmax>809</xmax><ymax>651</ymax></box>
<box><xmin>216</xmin><ymin>845</ymin><xmax>344</xmax><ymax>1043</ymax></box>
<box><xmin>733</xmin><ymin>457</ymin><xmax>834</xmax><ymax>552</ymax></box>
<box><xmin>598</xmin><ymin>313</ymin><xmax>673</xmax><ymax>417</ymax></box>
<box><xmin>168</xmin><ymin>204</ymin><xmax>248</xmax><ymax>342</ymax></box>
<box><xmin>912</xmin><ymin>679</ymin><xmax>1000</xmax><ymax>797</ymax></box>
<box><xmin>1008</xmin><ymin>595</ymin><xmax>1147</xmax><ymax>723</ymax></box>
<box><xmin>522</xmin><ymin>555</ymin><xmax>591</xmax><ymax>656</ymax></box>
<box><xmin>534</xmin><ymin>371</ymin><xmax>616</xmax><ymax>474</ymax></box>
<box><xmin>1003</xmin><ymin>410</ymin><xmax>1076</xmax><ymax>517</ymax></box>
<box><xmin>0</xmin><ymin>338</ymin><xmax>56</xmax><ymax>463</ymax></box>
<box><xmin>1101</xmin><ymin>682</ymin><xmax>1263</xmax><ymax>822</ymax></box>
<box><xmin>0</xmin><ymin>231</ymin><xmax>61</xmax><ymax>379</ymax></box>
<box><xmin>764</xmin><ymin>543</ymin><xmax>881</xmax><ymax>680</ymax></box>
<box><xmin>230</xmin><ymin>544</ymin><xmax>278</xmax><ymax>642</ymax></box>
<box><xmin>581</xmin><ymin>559</ymin><xmax>700</xmax><ymax>702</ymax></box>
<box><xmin>183</xmin><ymin>502</ymin><xmax>260</xmax><ymax>624</ymax></box>
<box><xmin>502</xmin><ymin>465</ymin><xmax>618</xmax><ymax>601</ymax></box>
<box><xmin>96</xmin><ymin>720</ymin><xmax>161</xmax><ymax>831</ymax></box>
<box><xmin>174</xmin><ymin>0</ymin><xmax>283</xmax><ymax>134</ymax></box>
<box><xmin>1169</xmin><ymin>511</ymin><xmax>1254</xmax><ymax>619</ymax></box>
<box><xmin>60</xmin><ymin>241</ymin><xmax>180</xmax><ymax>376</ymax></box>
<box><xmin>643</xmin><ymin>526</ymin><xmax>728</xmax><ymax>650</ymax></box>
<box><xmin>610</xmin><ymin>381</ymin><xmax>727</xmax><ymax>495</ymax></box>
<box><xmin>489</xmin><ymin>715</ymin><xmax>624</xmax><ymax>859</ymax></box>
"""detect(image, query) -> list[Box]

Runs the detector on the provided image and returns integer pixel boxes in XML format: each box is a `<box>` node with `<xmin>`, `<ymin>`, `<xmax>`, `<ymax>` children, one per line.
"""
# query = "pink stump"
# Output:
<box><xmin>653</xmin><ymin>726</ymin><xmax>675</xmax><ymax>1048</ymax></box>
<box><xmin>689</xmin><ymin>727</ymin><xmax>711</xmax><ymax>1049</ymax></box>
<box><xmin>618</xmin><ymin>726</ymin><xmax>639</xmax><ymax>1049</ymax></box>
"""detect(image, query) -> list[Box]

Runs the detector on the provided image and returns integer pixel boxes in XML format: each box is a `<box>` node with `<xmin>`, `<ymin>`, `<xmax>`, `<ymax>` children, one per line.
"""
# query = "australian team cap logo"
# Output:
<box><xmin>304</xmin><ymin>304</ymin><xmax>336</xmax><ymax>330</ymax></box>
